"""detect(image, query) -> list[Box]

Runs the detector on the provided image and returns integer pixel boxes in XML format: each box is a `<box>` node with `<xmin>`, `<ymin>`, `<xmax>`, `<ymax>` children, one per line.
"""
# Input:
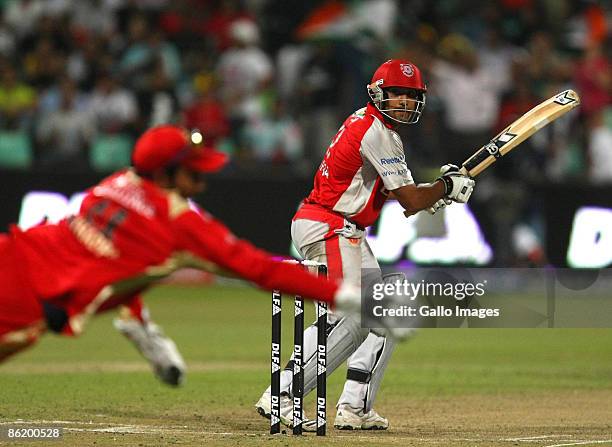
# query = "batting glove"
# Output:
<box><xmin>426</xmin><ymin>197</ymin><xmax>452</xmax><ymax>215</ymax></box>
<box><xmin>437</xmin><ymin>164</ymin><xmax>475</xmax><ymax>203</ymax></box>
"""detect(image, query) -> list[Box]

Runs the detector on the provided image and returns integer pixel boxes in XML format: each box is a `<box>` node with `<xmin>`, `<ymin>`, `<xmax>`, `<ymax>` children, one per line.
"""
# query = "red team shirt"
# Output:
<box><xmin>302</xmin><ymin>103</ymin><xmax>414</xmax><ymax>228</ymax></box>
<box><xmin>2</xmin><ymin>170</ymin><xmax>338</xmax><ymax>337</ymax></box>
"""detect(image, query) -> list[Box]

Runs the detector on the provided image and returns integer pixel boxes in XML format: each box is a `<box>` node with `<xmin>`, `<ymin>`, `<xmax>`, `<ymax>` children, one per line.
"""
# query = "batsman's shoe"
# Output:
<box><xmin>114</xmin><ymin>318</ymin><xmax>186</xmax><ymax>386</ymax></box>
<box><xmin>334</xmin><ymin>404</ymin><xmax>389</xmax><ymax>430</ymax></box>
<box><xmin>255</xmin><ymin>389</ymin><xmax>313</xmax><ymax>428</ymax></box>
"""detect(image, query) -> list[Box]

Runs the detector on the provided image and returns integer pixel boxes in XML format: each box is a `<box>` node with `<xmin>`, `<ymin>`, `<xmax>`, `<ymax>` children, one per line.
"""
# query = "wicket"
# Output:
<box><xmin>270</xmin><ymin>260</ymin><xmax>328</xmax><ymax>436</ymax></box>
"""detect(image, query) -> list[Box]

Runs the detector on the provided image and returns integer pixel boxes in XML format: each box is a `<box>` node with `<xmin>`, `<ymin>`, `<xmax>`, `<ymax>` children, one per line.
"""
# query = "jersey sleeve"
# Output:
<box><xmin>360</xmin><ymin>122</ymin><xmax>414</xmax><ymax>190</ymax></box>
<box><xmin>172</xmin><ymin>210</ymin><xmax>338</xmax><ymax>303</ymax></box>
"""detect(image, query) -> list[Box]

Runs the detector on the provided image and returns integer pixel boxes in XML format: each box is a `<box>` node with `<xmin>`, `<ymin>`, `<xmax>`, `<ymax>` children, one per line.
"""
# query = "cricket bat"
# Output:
<box><xmin>460</xmin><ymin>90</ymin><xmax>581</xmax><ymax>177</ymax></box>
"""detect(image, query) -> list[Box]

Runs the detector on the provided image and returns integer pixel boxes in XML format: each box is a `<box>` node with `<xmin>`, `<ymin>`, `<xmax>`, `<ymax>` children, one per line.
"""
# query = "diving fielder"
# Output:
<box><xmin>0</xmin><ymin>126</ymin><xmax>362</xmax><ymax>364</ymax></box>
<box><xmin>256</xmin><ymin>59</ymin><xmax>475</xmax><ymax>430</ymax></box>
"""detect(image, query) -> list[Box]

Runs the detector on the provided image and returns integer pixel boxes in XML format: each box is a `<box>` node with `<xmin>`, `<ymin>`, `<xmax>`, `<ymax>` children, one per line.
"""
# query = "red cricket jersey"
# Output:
<box><xmin>303</xmin><ymin>103</ymin><xmax>414</xmax><ymax>228</ymax></box>
<box><xmin>8</xmin><ymin>170</ymin><xmax>338</xmax><ymax>335</ymax></box>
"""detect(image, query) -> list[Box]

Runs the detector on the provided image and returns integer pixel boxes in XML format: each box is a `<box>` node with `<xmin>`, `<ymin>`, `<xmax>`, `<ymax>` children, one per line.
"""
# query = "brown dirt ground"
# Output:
<box><xmin>3</xmin><ymin>390</ymin><xmax>611</xmax><ymax>447</ymax></box>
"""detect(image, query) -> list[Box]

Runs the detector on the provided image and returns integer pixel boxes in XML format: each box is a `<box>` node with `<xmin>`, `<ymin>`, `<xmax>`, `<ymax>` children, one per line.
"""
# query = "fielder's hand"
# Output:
<box><xmin>437</xmin><ymin>164</ymin><xmax>475</xmax><ymax>203</ymax></box>
<box><xmin>333</xmin><ymin>282</ymin><xmax>361</xmax><ymax>317</ymax></box>
<box><xmin>333</xmin><ymin>281</ymin><xmax>414</xmax><ymax>342</ymax></box>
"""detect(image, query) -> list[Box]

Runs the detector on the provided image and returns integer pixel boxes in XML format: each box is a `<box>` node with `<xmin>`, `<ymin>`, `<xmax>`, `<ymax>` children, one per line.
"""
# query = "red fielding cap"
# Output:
<box><xmin>370</xmin><ymin>59</ymin><xmax>426</xmax><ymax>92</ymax></box>
<box><xmin>132</xmin><ymin>125</ymin><xmax>228</xmax><ymax>173</ymax></box>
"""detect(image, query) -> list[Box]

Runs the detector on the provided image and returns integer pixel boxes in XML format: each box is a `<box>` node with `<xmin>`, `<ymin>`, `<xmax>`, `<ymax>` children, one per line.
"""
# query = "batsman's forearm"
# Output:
<box><xmin>392</xmin><ymin>181</ymin><xmax>445</xmax><ymax>214</ymax></box>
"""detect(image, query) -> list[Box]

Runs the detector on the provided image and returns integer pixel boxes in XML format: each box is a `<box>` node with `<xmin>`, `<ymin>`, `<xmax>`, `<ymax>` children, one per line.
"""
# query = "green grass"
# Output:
<box><xmin>1</xmin><ymin>284</ymin><xmax>611</xmax><ymax>446</ymax></box>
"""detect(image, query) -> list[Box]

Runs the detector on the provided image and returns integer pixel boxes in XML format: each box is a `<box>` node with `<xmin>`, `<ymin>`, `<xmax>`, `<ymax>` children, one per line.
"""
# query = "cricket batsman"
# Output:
<box><xmin>256</xmin><ymin>59</ymin><xmax>475</xmax><ymax>430</ymax></box>
<box><xmin>0</xmin><ymin>125</ymin><xmax>365</xmax><ymax>364</ymax></box>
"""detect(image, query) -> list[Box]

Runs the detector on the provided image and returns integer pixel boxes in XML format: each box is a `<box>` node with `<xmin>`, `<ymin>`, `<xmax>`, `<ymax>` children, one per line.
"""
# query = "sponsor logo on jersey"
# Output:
<box><xmin>380</xmin><ymin>155</ymin><xmax>405</xmax><ymax>165</ymax></box>
<box><xmin>381</xmin><ymin>168</ymin><xmax>408</xmax><ymax>178</ymax></box>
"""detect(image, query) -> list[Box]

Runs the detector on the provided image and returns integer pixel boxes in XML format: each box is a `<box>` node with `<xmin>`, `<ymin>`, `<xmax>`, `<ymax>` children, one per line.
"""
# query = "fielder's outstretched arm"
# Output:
<box><xmin>173</xmin><ymin>210</ymin><xmax>340</xmax><ymax>304</ymax></box>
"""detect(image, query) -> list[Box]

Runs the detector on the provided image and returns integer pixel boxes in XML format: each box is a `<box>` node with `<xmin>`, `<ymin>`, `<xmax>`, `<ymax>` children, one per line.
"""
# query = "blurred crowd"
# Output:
<box><xmin>0</xmin><ymin>0</ymin><xmax>610</xmax><ymax>264</ymax></box>
<box><xmin>0</xmin><ymin>0</ymin><xmax>609</xmax><ymax>179</ymax></box>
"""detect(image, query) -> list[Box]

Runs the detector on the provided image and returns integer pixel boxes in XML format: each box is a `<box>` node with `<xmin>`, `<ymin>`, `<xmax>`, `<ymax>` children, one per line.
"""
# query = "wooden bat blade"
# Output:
<box><xmin>460</xmin><ymin>89</ymin><xmax>580</xmax><ymax>177</ymax></box>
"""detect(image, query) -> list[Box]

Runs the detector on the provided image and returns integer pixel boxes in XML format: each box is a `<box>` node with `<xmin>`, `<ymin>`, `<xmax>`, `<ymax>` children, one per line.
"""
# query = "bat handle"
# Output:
<box><xmin>459</xmin><ymin>166</ymin><xmax>469</xmax><ymax>176</ymax></box>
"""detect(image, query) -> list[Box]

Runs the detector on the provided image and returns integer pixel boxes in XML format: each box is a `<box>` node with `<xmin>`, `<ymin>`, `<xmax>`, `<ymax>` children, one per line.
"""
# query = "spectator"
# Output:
<box><xmin>40</xmin><ymin>0</ymin><xmax>72</xmax><ymax>19</ymax></box>
<box><xmin>38</xmin><ymin>75</ymin><xmax>89</xmax><ymax>115</ymax></box>
<box><xmin>586</xmin><ymin>110</ymin><xmax>612</xmax><ymax>184</ymax></box>
<box><xmin>3</xmin><ymin>0</ymin><xmax>44</xmax><ymax>40</ymax></box>
<box><xmin>22</xmin><ymin>37</ymin><xmax>66</xmax><ymax>89</ymax></box>
<box><xmin>573</xmin><ymin>39</ymin><xmax>611</xmax><ymax>120</ymax></box>
<box><xmin>118</xmin><ymin>13</ymin><xmax>152</xmax><ymax>89</ymax></box>
<box><xmin>217</xmin><ymin>18</ymin><xmax>273</xmax><ymax>138</ymax></box>
<box><xmin>200</xmin><ymin>0</ymin><xmax>251</xmax><ymax>52</ymax></box>
<box><xmin>22</xmin><ymin>14</ymin><xmax>71</xmax><ymax>54</ymax></box>
<box><xmin>0</xmin><ymin>64</ymin><xmax>37</xmax><ymax>129</ymax></box>
<box><xmin>182</xmin><ymin>73</ymin><xmax>230</xmax><ymax>145</ymax></box>
<box><xmin>66</xmin><ymin>36</ymin><xmax>114</xmax><ymax>91</ymax></box>
<box><xmin>35</xmin><ymin>77</ymin><xmax>94</xmax><ymax>170</ymax></box>
<box><xmin>137</xmin><ymin>59</ymin><xmax>180</xmax><ymax>128</ymax></box>
<box><xmin>293</xmin><ymin>41</ymin><xmax>342</xmax><ymax>163</ymax></box>
<box><xmin>70</xmin><ymin>0</ymin><xmax>119</xmax><ymax>40</ymax></box>
<box><xmin>242</xmin><ymin>98</ymin><xmax>304</xmax><ymax>167</ymax></box>
<box><xmin>157</xmin><ymin>1</ymin><xmax>195</xmax><ymax>47</ymax></box>
<box><xmin>522</xmin><ymin>31</ymin><xmax>569</xmax><ymax>97</ymax></box>
<box><xmin>479</xmin><ymin>26</ymin><xmax>522</xmax><ymax>95</ymax></box>
<box><xmin>88</xmin><ymin>72</ymin><xmax>139</xmax><ymax>134</ymax></box>
<box><xmin>431</xmin><ymin>33</ymin><xmax>506</xmax><ymax>164</ymax></box>
<box><xmin>119</xmin><ymin>15</ymin><xmax>182</xmax><ymax>92</ymax></box>
<box><xmin>573</xmin><ymin>36</ymin><xmax>611</xmax><ymax>185</ymax></box>
<box><xmin>497</xmin><ymin>83</ymin><xmax>540</xmax><ymax>131</ymax></box>
<box><xmin>0</xmin><ymin>14</ymin><xmax>16</xmax><ymax>57</ymax></box>
<box><xmin>496</xmin><ymin>83</ymin><xmax>540</xmax><ymax>179</ymax></box>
